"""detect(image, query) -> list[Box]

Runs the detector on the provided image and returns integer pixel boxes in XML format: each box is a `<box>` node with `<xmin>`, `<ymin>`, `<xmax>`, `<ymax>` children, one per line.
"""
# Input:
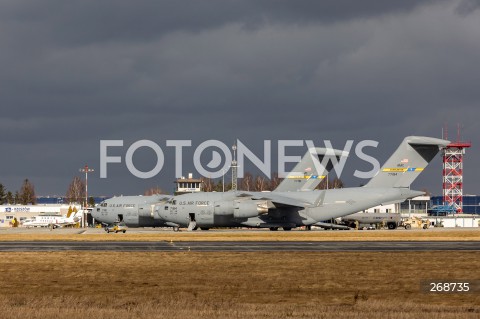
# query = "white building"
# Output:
<box><xmin>0</xmin><ymin>204</ymin><xmax>81</xmax><ymax>227</ymax></box>
<box><xmin>174</xmin><ymin>173</ymin><xmax>203</xmax><ymax>195</ymax></box>
<box><xmin>358</xmin><ymin>196</ymin><xmax>430</xmax><ymax>215</ymax></box>
<box><xmin>428</xmin><ymin>215</ymin><xmax>479</xmax><ymax>228</ymax></box>
<box><xmin>355</xmin><ymin>196</ymin><xmax>479</xmax><ymax>228</ymax></box>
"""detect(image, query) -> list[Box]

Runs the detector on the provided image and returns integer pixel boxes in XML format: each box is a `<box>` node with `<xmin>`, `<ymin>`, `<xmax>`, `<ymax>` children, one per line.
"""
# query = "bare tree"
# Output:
<box><xmin>212</xmin><ymin>179</ymin><xmax>231</xmax><ymax>192</ymax></box>
<box><xmin>254</xmin><ymin>175</ymin><xmax>268</xmax><ymax>191</ymax></box>
<box><xmin>317</xmin><ymin>177</ymin><xmax>344</xmax><ymax>190</ymax></box>
<box><xmin>201</xmin><ymin>177</ymin><xmax>214</xmax><ymax>192</ymax></box>
<box><xmin>240</xmin><ymin>172</ymin><xmax>253</xmax><ymax>191</ymax></box>
<box><xmin>19</xmin><ymin>179</ymin><xmax>36</xmax><ymax>204</ymax></box>
<box><xmin>268</xmin><ymin>172</ymin><xmax>283</xmax><ymax>191</ymax></box>
<box><xmin>6</xmin><ymin>191</ymin><xmax>14</xmax><ymax>204</ymax></box>
<box><xmin>317</xmin><ymin>178</ymin><xmax>328</xmax><ymax>190</ymax></box>
<box><xmin>66</xmin><ymin>176</ymin><xmax>85</xmax><ymax>204</ymax></box>
<box><xmin>331</xmin><ymin>177</ymin><xmax>344</xmax><ymax>189</ymax></box>
<box><xmin>144</xmin><ymin>186</ymin><xmax>165</xmax><ymax>195</ymax></box>
<box><xmin>14</xmin><ymin>191</ymin><xmax>20</xmax><ymax>204</ymax></box>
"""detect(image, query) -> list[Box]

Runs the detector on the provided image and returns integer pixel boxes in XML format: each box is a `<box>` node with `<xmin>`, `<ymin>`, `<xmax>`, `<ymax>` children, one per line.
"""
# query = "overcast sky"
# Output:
<box><xmin>1</xmin><ymin>0</ymin><xmax>479</xmax><ymax>197</ymax></box>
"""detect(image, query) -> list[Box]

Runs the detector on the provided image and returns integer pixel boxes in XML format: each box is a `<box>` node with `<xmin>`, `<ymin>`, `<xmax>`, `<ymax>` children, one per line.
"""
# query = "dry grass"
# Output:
<box><xmin>0</xmin><ymin>251</ymin><xmax>478</xmax><ymax>318</ymax></box>
<box><xmin>1</xmin><ymin>297</ymin><xmax>478</xmax><ymax>319</ymax></box>
<box><xmin>0</xmin><ymin>228</ymin><xmax>479</xmax><ymax>242</ymax></box>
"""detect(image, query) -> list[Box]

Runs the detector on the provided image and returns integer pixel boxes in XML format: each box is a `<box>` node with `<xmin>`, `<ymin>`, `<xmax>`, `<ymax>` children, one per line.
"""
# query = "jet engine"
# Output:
<box><xmin>233</xmin><ymin>200</ymin><xmax>272</xmax><ymax>218</ymax></box>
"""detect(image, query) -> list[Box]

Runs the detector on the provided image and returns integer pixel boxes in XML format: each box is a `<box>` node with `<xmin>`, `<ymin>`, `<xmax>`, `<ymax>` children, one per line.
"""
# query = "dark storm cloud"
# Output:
<box><xmin>456</xmin><ymin>0</ymin><xmax>480</xmax><ymax>15</ymax></box>
<box><xmin>1</xmin><ymin>0</ymin><xmax>441</xmax><ymax>47</ymax></box>
<box><xmin>0</xmin><ymin>0</ymin><xmax>443</xmax><ymax>119</ymax></box>
<box><xmin>0</xmin><ymin>0</ymin><xmax>479</xmax><ymax>195</ymax></box>
<box><xmin>0</xmin><ymin>0</ymin><xmax>451</xmax><ymax>121</ymax></box>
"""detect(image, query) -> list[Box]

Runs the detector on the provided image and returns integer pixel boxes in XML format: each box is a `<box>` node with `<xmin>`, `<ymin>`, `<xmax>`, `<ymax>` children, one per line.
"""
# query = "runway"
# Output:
<box><xmin>0</xmin><ymin>241</ymin><xmax>479</xmax><ymax>252</ymax></box>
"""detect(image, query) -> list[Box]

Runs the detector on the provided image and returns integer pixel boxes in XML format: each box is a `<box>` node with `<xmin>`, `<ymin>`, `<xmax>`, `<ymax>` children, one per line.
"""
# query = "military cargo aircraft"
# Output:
<box><xmin>92</xmin><ymin>136</ymin><xmax>449</xmax><ymax>231</ymax></box>
<box><xmin>92</xmin><ymin>146</ymin><xmax>346</xmax><ymax>229</ymax></box>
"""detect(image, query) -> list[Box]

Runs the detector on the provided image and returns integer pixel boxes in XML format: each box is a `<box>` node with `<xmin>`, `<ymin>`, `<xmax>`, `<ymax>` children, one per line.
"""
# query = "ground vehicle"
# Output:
<box><xmin>402</xmin><ymin>217</ymin><xmax>430</xmax><ymax>230</ymax></box>
<box><xmin>341</xmin><ymin>212</ymin><xmax>401</xmax><ymax>230</ymax></box>
<box><xmin>105</xmin><ymin>222</ymin><xmax>128</xmax><ymax>233</ymax></box>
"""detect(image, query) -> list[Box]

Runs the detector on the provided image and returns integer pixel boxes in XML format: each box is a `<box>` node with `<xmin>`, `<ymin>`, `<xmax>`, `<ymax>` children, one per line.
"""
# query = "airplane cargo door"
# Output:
<box><xmin>197</xmin><ymin>205</ymin><xmax>214</xmax><ymax>227</ymax></box>
<box><xmin>124</xmin><ymin>208</ymin><xmax>139</xmax><ymax>225</ymax></box>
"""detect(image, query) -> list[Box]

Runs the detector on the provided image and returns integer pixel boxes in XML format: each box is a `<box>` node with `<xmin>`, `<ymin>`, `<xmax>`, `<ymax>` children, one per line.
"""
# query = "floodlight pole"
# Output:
<box><xmin>79</xmin><ymin>165</ymin><xmax>94</xmax><ymax>228</ymax></box>
<box><xmin>231</xmin><ymin>144</ymin><xmax>238</xmax><ymax>191</ymax></box>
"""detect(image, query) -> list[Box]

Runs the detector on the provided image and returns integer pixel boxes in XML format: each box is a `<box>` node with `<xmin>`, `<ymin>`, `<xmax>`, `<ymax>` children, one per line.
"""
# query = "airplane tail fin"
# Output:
<box><xmin>364</xmin><ymin>136</ymin><xmax>449</xmax><ymax>188</ymax></box>
<box><xmin>65</xmin><ymin>210</ymin><xmax>82</xmax><ymax>223</ymax></box>
<box><xmin>274</xmin><ymin>147</ymin><xmax>348</xmax><ymax>192</ymax></box>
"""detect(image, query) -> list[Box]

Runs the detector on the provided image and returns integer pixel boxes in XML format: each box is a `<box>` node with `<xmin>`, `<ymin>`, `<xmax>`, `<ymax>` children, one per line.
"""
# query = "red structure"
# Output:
<box><xmin>442</xmin><ymin>126</ymin><xmax>471</xmax><ymax>213</ymax></box>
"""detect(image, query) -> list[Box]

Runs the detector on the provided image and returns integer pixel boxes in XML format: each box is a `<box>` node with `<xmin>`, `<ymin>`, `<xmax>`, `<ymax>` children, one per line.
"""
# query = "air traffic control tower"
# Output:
<box><xmin>174</xmin><ymin>173</ymin><xmax>203</xmax><ymax>195</ymax></box>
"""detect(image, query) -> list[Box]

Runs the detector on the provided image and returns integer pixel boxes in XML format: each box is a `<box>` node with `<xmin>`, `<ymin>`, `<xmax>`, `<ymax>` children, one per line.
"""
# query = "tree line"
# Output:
<box><xmin>0</xmin><ymin>176</ymin><xmax>95</xmax><ymax>206</ymax></box>
<box><xmin>0</xmin><ymin>179</ymin><xmax>36</xmax><ymax>205</ymax></box>
<box><xmin>1</xmin><ymin>174</ymin><xmax>345</xmax><ymax>206</ymax></box>
<box><xmin>203</xmin><ymin>172</ymin><xmax>343</xmax><ymax>192</ymax></box>
<box><xmin>0</xmin><ymin>177</ymin><xmax>89</xmax><ymax>206</ymax></box>
<box><xmin>143</xmin><ymin>172</ymin><xmax>345</xmax><ymax>195</ymax></box>
<box><xmin>144</xmin><ymin>172</ymin><xmax>344</xmax><ymax>196</ymax></box>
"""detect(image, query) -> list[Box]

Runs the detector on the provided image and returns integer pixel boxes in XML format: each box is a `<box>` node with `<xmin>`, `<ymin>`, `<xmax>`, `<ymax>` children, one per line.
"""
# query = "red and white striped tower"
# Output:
<box><xmin>442</xmin><ymin>125</ymin><xmax>471</xmax><ymax>213</ymax></box>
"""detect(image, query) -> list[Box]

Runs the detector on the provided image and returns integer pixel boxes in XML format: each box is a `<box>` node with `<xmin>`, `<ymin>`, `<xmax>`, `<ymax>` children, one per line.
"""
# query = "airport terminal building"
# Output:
<box><xmin>356</xmin><ymin>195</ymin><xmax>479</xmax><ymax>228</ymax></box>
<box><xmin>431</xmin><ymin>195</ymin><xmax>480</xmax><ymax>215</ymax></box>
<box><xmin>359</xmin><ymin>195</ymin><xmax>480</xmax><ymax>216</ymax></box>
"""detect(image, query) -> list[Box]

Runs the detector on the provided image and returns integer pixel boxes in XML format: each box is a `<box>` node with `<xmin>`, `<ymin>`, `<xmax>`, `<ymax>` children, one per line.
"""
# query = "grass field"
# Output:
<box><xmin>0</xmin><ymin>228</ymin><xmax>479</xmax><ymax>242</ymax></box>
<box><xmin>0</xmin><ymin>251</ymin><xmax>478</xmax><ymax>318</ymax></box>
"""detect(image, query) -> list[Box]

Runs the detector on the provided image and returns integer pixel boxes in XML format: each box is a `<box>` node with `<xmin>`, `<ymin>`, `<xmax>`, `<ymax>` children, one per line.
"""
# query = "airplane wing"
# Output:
<box><xmin>238</xmin><ymin>191</ymin><xmax>326</xmax><ymax>208</ymax></box>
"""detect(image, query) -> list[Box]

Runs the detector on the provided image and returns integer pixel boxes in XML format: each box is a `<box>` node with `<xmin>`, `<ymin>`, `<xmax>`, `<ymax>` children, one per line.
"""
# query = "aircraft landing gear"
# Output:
<box><xmin>269</xmin><ymin>227</ymin><xmax>279</xmax><ymax>231</ymax></box>
<box><xmin>387</xmin><ymin>222</ymin><xmax>397</xmax><ymax>230</ymax></box>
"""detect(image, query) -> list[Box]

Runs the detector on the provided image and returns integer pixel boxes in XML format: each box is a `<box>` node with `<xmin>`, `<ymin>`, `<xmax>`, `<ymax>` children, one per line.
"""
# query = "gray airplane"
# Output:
<box><xmin>92</xmin><ymin>136</ymin><xmax>449</xmax><ymax>231</ymax></box>
<box><xmin>92</xmin><ymin>146</ymin><xmax>346</xmax><ymax>228</ymax></box>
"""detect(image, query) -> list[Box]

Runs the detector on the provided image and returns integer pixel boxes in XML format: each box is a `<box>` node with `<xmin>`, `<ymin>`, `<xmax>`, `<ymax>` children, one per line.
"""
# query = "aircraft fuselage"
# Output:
<box><xmin>92</xmin><ymin>188</ymin><xmax>423</xmax><ymax>229</ymax></box>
